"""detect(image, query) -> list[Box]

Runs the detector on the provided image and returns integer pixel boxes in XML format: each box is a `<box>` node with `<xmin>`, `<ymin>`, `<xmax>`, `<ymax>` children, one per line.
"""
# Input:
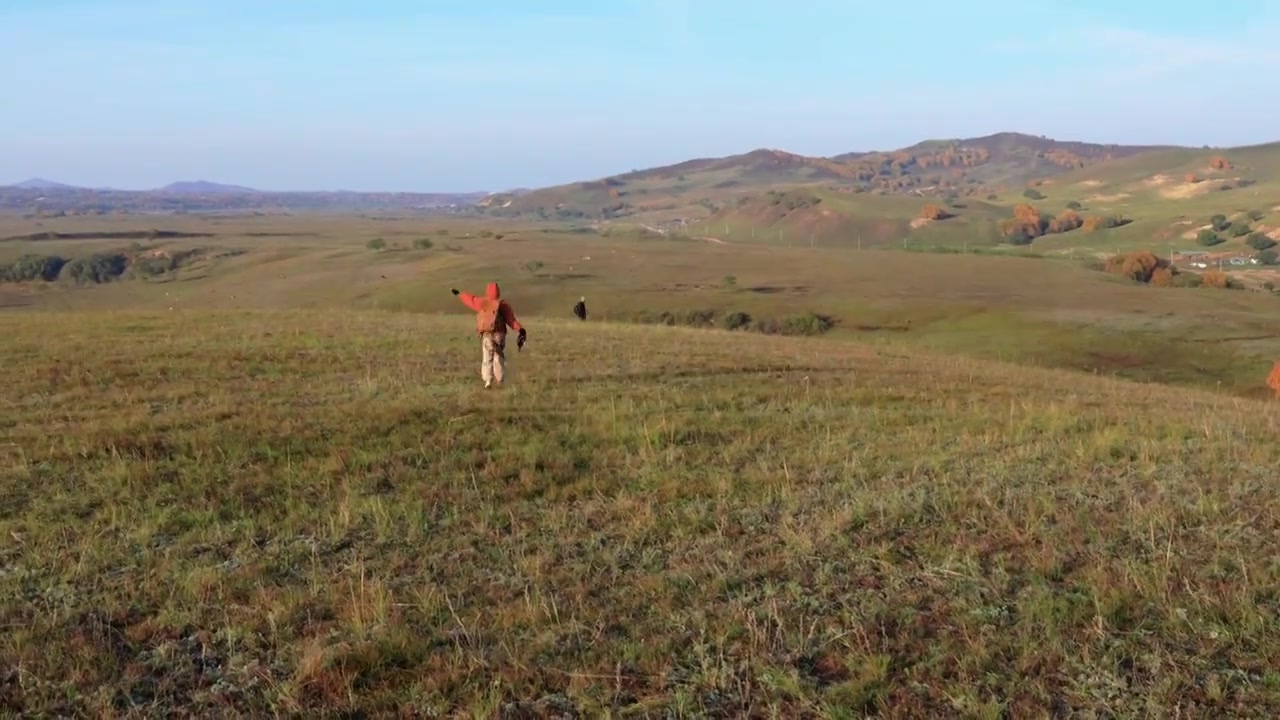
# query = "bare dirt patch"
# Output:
<box><xmin>1087</xmin><ymin>193</ymin><xmax>1131</xmax><ymax>203</ymax></box>
<box><xmin>1144</xmin><ymin>174</ymin><xmax>1173</xmax><ymax>187</ymax></box>
<box><xmin>1078</xmin><ymin>180</ymin><xmax>1103</xmax><ymax>187</ymax></box>
<box><xmin>1161</xmin><ymin>182</ymin><xmax>1214</xmax><ymax>200</ymax></box>
<box><xmin>1181</xmin><ymin>224</ymin><xmax>1213</xmax><ymax>240</ymax></box>
<box><xmin>909</xmin><ymin>217</ymin><xmax>935</xmax><ymax>230</ymax></box>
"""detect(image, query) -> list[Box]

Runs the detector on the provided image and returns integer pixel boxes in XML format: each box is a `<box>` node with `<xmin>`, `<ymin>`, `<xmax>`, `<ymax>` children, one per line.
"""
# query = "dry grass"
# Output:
<box><xmin>3</xmin><ymin>309</ymin><xmax>1280</xmax><ymax>717</ymax></box>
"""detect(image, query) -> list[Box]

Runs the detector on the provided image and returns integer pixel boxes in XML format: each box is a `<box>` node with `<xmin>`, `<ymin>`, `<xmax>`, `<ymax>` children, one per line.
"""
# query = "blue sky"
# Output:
<box><xmin>3</xmin><ymin>0</ymin><xmax>1279</xmax><ymax>192</ymax></box>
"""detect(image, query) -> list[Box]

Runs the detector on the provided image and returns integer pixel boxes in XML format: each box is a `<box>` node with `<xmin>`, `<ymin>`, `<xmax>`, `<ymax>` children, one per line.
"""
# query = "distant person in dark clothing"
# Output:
<box><xmin>573</xmin><ymin>296</ymin><xmax>587</xmax><ymax>321</ymax></box>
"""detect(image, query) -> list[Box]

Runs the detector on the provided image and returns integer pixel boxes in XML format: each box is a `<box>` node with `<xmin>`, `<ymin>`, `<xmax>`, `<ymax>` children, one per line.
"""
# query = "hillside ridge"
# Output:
<box><xmin>482</xmin><ymin>131</ymin><xmax>1205</xmax><ymax>220</ymax></box>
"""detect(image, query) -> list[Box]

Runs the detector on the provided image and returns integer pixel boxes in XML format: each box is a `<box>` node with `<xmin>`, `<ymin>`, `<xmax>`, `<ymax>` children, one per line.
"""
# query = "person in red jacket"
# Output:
<box><xmin>451</xmin><ymin>282</ymin><xmax>527</xmax><ymax>388</ymax></box>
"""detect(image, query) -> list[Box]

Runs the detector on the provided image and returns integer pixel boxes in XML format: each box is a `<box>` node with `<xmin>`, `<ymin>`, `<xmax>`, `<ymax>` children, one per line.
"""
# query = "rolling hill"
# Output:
<box><xmin>7</xmin><ymin>178</ymin><xmax>82</xmax><ymax>191</ymax></box>
<box><xmin>158</xmin><ymin>180</ymin><xmax>260</xmax><ymax>194</ymax></box>
<box><xmin>479</xmin><ymin>132</ymin><xmax>1183</xmax><ymax>221</ymax></box>
<box><xmin>483</xmin><ymin>133</ymin><xmax>1280</xmax><ymax>259</ymax></box>
<box><xmin>0</xmin><ymin>184</ymin><xmax>489</xmax><ymax>214</ymax></box>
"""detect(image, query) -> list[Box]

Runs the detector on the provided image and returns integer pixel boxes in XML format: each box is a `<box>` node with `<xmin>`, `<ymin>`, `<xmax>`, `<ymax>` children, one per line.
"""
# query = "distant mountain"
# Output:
<box><xmin>158</xmin><ymin>180</ymin><xmax>260</xmax><ymax>195</ymax></box>
<box><xmin>0</xmin><ymin>182</ymin><xmax>490</xmax><ymax>214</ymax></box>
<box><xmin>8</xmin><ymin>178</ymin><xmax>81</xmax><ymax>190</ymax></box>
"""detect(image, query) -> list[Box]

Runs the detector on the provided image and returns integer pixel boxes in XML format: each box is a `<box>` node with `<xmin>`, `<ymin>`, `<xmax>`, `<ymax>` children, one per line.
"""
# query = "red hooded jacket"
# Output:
<box><xmin>457</xmin><ymin>282</ymin><xmax>523</xmax><ymax>335</ymax></box>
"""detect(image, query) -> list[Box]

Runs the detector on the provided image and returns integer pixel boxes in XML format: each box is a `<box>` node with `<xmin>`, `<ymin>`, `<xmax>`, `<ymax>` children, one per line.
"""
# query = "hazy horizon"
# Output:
<box><xmin>4</xmin><ymin>0</ymin><xmax>1280</xmax><ymax>193</ymax></box>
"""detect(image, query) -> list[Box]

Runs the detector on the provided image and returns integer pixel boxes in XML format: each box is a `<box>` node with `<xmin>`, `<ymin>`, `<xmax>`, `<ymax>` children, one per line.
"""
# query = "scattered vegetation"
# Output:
<box><xmin>1101</xmin><ymin>251</ymin><xmax>1174</xmax><ymax>284</ymax></box>
<box><xmin>1082</xmin><ymin>215</ymin><xmax>1131</xmax><ymax>232</ymax></box>
<box><xmin>1002</xmin><ymin>204</ymin><xmax>1093</xmax><ymax>244</ymax></box>
<box><xmin>412</xmin><ymin>238</ymin><xmax>434</xmax><ymax>250</ymax></box>
<box><xmin>632</xmin><ymin>308</ymin><xmax>835</xmax><ymax>336</ymax></box>
<box><xmin>365</xmin><ymin>238</ymin><xmax>386</xmax><ymax>251</ymax></box>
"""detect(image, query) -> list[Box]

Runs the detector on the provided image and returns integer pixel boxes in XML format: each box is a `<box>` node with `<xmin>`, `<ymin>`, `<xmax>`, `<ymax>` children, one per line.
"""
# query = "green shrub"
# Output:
<box><xmin>1</xmin><ymin>254</ymin><xmax>67</xmax><ymax>282</ymax></box>
<box><xmin>1246</xmin><ymin>233</ymin><xmax>1277</xmax><ymax>251</ymax></box>
<box><xmin>1197</xmin><ymin>230</ymin><xmax>1224</xmax><ymax>246</ymax></box>
<box><xmin>679</xmin><ymin>309</ymin><xmax>717</xmax><ymax>327</ymax></box>
<box><xmin>64</xmin><ymin>253</ymin><xmax>128</xmax><ymax>284</ymax></box>
<box><xmin>722</xmin><ymin>311</ymin><xmax>752</xmax><ymax>331</ymax></box>
<box><xmin>779</xmin><ymin>312</ymin><xmax>836</xmax><ymax>336</ymax></box>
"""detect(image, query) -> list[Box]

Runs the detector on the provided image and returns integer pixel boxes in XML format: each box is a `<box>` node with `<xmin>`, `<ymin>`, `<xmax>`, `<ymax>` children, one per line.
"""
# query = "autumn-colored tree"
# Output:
<box><xmin>1083</xmin><ymin>215</ymin><xmax>1106</xmax><ymax>232</ymax></box>
<box><xmin>1150</xmin><ymin>266</ymin><xmax>1175</xmax><ymax>287</ymax></box>
<box><xmin>1012</xmin><ymin>203</ymin><xmax>1041</xmax><ymax>223</ymax></box>
<box><xmin>1048</xmin><ymin>209</ymin><xmax>1083</xmax><ymax>234</ymax></box>
<box><xmin>1202</xmin><ymin>269</ymin><xmax>1230</xmax><ymax>288</ymax></box>
<box><xmin>1268</xmin><ymin>360</ymin><xmax>1280</xmax><ymax>399</ymax></box>
<box><xmin>1003</xmin><ymin>202</ymin><xmax>1049</xmax><ymax>240</ymax></box>
<box><xmin>1185</xmin><ymin>172</ymin><xmax>1200</xmax><ymax>183</ymax></box>
<box><xmin>1103</xmin><ymin>251</ymin><xmax>1168</xmax><ymax>283</ymax></box>
<box><xmin>920</xmin><ymin>204</ymin><xmax>950</xmax><ymax>220</ymax></box>
<box><xmin>1209</xmin><ymin>156</ymin><xmax>1231</xmax><ymax>170</ymax></box>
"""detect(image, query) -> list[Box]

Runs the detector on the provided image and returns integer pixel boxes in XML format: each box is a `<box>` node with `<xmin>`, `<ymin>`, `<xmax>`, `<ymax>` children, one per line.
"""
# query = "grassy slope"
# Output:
<box><xmin>3</xmin><ymin>310</ymin><xmax>1280</xmax><ymax>717</ymax></box>
<box><xmin>533</xmin><ymin>139</ymin><xmax>1280</xmax><ymax>254</ymax></box>
<box><xmin>3</xmin><ymin>213</ymin><xmax>1280</xmax><ymax>397</ymax></box>
<box><xmin>696</xmin><ymin>191</ymin><xmax>1012</xmax><ymax>248</ymax></box>
<box><xmin>1026</xmin><ymin>142</ymin><xmax>1280</xmax><ymax>253</ymax></box>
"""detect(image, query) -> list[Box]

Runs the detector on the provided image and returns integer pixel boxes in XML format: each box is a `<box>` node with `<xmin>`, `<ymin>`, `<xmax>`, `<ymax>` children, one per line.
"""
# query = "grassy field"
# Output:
<box><xmin>4</xmin><ymin>308</ymin><xmax>1280</xmax><ymax>717</ymax></box>
<box><xmin>4</xmin><ymin>212</ymin><xmax>1280</xmax><ymax>399</ymax></box>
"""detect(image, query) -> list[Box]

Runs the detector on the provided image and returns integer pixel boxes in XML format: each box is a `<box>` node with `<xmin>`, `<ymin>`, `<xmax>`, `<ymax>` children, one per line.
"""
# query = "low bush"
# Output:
<box><xmin>63</xmin><ymin>252</ymin><xmax>129</xmax><ymax>284</ymax></box>
<box><xmin>633</xmin><ymin>309</ymin><xmax>836</xmax><ymax>337</ymax></box>
<box><xmin>0</xmin><ymin>254</ymin><xmax>68</xmax><ymax>282</ymax></box>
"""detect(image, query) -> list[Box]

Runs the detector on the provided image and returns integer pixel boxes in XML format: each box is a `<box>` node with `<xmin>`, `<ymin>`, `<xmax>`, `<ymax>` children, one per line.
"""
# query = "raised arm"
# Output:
<box><xmin>452</xmin><ymin>288</ymin><xmax>483</xmax><ymax>312</ymax></box>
